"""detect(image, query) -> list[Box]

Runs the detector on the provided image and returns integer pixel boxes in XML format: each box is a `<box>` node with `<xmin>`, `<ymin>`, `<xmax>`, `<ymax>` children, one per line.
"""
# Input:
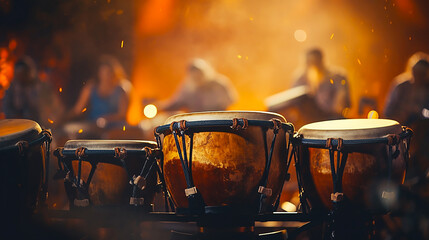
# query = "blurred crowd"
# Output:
<box><xmin>1</xmin><ymin>45</ymin><xmax>429</xmax><ymax>141</ymax></box>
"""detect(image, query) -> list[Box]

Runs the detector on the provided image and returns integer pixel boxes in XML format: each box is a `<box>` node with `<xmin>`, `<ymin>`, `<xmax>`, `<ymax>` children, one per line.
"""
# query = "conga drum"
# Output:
<box><xmin>155</xmin><ymin>111</ymin><xmax>294</xmax><ymax>216</ymax></box>
<box><xmin>294</xmin><ymin>119</ymin><xmax>412</xmax><ymax>214</ymax></box>
<box><xmin>0</xmin><ymin>119</ymin><xmax>52</xmax><ymax>234</ymax></box>
<box><xmin>54</xmin><ymin>140</ymin><xmax>158</xmax><ymax>210</ymax></box>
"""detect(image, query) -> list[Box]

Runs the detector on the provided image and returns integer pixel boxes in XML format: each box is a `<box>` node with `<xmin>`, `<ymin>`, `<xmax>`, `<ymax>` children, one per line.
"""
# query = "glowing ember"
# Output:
<box><xmin>78</xmin><ymin>129</ymin><xmax>83</xmax><ymax>134</ymax></box>
<box><xmin>237</xmin><ymin>55</ymin><xmax>242</xmax><ymax>59</ymax></box>
<box><xmin>330</xmin><ymin>33</ymin><xmax>334</xmax><ymax>40</ymax></box>
<box><xmin>123</xmin><ymin>125</ymin><xmax>126</xmax><ymax>131</ymax></box>
<box><xmin>294</xmin><ymin>29</ymin><xmax>307</xmax><ymax>42</ymax></box>
<box><xmin>121</xmin><ymin>40</ymin><xmax>124</xmax><ymax>48</ymax></box>
<box><xmin>357</xmin><ymin>58</ymin><xmax>362</xmax><ymax>65</ymax></box>
<box><xmin>367</xmin><ymin>110</ymin><xmax>379</xmax><ymax>119</ymax></box>
<box><xmin>342</xmin><ymin>107</ymin><xmax>350</xmax><ymax>118</ymax></box>
<box><xmin>143</xmin><ymin>104</ymin><xmax>157</xmax><ymax>119</ymax></box>
<box><xmin>249</xmin><ymin>17</ymin><xmax>254</xmax><ymax>21</ymax></box>
<box><xmin>8</xmin><ymin>39</ymin><xmax>17</xmax><ymax>50</ymax></box>
<box><xmin>341</xmin><ymin>79</ymin><xmax>346</xmax><ymax>85</ymax></box>
<box><xmin>82</xmin><ymin>107</ymin><xmax>87</xmax><ymax>113</ymax></box>
<box><xmin>48</xmin><ymin>119</ymin><xmax>54</xmax><ymax>124</ymax></box>
<box><xmin>59</xmin><ymin>87</ymin><xmax>63</xmax><ymax>92</ymax></box>
<box><xmin>330</xmin><ymin>79</ymin><xmax>334</xmax><ymax>84</ymax></box>
<box><xmin>409</xmin><ymin>36</ymin><xmax>412</xmax><ymax>40</ymax></box>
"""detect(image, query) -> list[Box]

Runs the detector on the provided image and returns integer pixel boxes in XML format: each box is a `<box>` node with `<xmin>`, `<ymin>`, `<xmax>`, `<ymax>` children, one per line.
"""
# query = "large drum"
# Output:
<box><xmin>294</xmin><ymin>119</ymin><xmax>412</xmax><ymax>213</ymax></box>
<box><xmin>0</xmin><ymin>119</ymin><xmax>52</xmax><ymax>233</ymax></box>
<box><xmin>55</xmin><ymin>140</ymin><xmax>158</xmax><ymax>210</ymax></box>
<box><xmin>155</xmin><ymin>111</ymin><xmax>294</xmax><ymax>215</ymax></box>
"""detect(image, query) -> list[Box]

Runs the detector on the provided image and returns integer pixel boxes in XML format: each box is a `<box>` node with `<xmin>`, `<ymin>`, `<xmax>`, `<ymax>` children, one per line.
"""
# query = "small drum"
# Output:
<box><xmin>0</xmin><ymin>119</ymin><xmax>52</xmax><ymax>231</ymax></box>
<box><xmin>155</xmin><ymin>111</ymin><xmax>294</xmax><ymax>215</ymax></box>
<box><xmin>54</xmin><ymin>140</ymin><xmax>158</xmax><ymax>210</ymax></box>
<box><xmin>294</xmin><ymin>119</ymin><xmax>412</xmax><ymax>213</ymax></box>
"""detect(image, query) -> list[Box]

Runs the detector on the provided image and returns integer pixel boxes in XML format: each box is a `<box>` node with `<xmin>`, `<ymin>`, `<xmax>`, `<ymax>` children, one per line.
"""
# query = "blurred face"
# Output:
<box><xmin>412</xmin><ymin>64</ymin><xmax>429</xmax><ymax>85</ymax></box>
<box><xmin>306</xmin><ymin>53</ymin><xmax>323</xmax><ymax>68</ymax></box>
<box><xmin>188</xmin><ymin>67</ymin><xmax>205</xmax><ymax>85</ymax></box>
<box><xmin>14</xmin><ymin>66</ymin><xmax>31</xmax><ymax>84</ymax></box>
<box><xmin>98</xmin><ymin>64</ymin><xmax>114</xmax><ymax>85</ymax></box>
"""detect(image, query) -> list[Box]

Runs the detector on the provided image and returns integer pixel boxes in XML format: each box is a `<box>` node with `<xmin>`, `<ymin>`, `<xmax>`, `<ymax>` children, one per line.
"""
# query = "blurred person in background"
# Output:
<box><xmin>292</xmin><ymin>48</ymin><xmax>350</xmax><ymax>118</ymax></box>
<box><xmin>159</xmin><ymin>58</ymin><xmax>238</xmax><ymax>112</ymax></box>
<box><xmin>65</xmin><ymin>55</ymin><xmax>131</xmax><ymax>132</ymax></box>
<box><xmin>0</xmin><ymin>47</ymin><xmax>15</xmax><ymax>118</ymax></box>
<box><xmin>3</xmin><ymin>56</ymin><xmax>62</xmax><ymax>127</ymax></box>
<box><xmin>384</xmin><ymin>53</ymin><xmax>429</xmax><ymax>125</ymax></box>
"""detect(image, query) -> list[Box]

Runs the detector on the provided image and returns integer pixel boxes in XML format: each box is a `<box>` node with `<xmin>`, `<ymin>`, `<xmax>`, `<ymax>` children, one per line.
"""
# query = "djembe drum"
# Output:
<box><xmin>54</xmin><ymin>140</ymin><xmax>159</xmax><ymax>210</ymax></box>
<box><xmin>294</xmin><ymin>119</ymin><xmax>412</xmax><ymax>239</ymax></box>
<box><xmin>0</xmin><ymin>119</ymin><xmax>52</xmax><ymax>235</ymax></box>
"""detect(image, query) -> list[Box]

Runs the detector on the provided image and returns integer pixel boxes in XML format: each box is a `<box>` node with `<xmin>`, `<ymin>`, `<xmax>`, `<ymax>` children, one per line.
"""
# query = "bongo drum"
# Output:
<box><xmin>0</xmin><ymin>119</ymin><xmax>52</xmax><ymax>231</ymax></box>
<box><xmin>155</xmin><ymin>111</ymin><xmax>294</xmax><ymax>215</ymax></box>
<box><xmin>294</xmin><ymin>119</ymin><xmax>412</xmax><ymax>213</ymax></box>
<box><xmin>54</xmin><ymin>140</ymin><xmax>158</xmax><ymax>210</ymax></box>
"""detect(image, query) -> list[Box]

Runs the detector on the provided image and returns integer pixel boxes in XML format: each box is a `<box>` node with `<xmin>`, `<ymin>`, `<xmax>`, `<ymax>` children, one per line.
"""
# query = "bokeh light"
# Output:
<box><xmin>281</xmin><ymin>201</ymin><xmax>297</xmax><ymax>212</ymax></box>
<box><xmin>367</xmin><ymin>110</ymin><xmax>379</xmax><ymax>119</ymax></box>
<box><xmin>294</xmin><ymin>29</ymin><xmax>307</xmax><ymax>42</ymax></box>
<box><xmin>143</xmin><ymin>104</ymin><xmax>158</xmax><ymax>119</ymax></box>
<box><xmin>293</xmin><ymin>29</ymin><xmax>307</xmax><ymax>42</ymax></box>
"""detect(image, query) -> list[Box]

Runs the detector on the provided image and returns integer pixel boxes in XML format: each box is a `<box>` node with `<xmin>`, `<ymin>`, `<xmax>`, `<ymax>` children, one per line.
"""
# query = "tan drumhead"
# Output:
<box><xmin>0</xmin><ymin>119</ymin><xmax>42</xmax><ymax>148</ymax></box>
<box><xmin>164</xmin><ymin>111</ymin><xmax>286</xmax><ymax>124</ymax></box>
<box><xmin>297</xmin><ymin>119</ymin><xmax>402</xmax><ymax>140</ymax></box>
<box><xmin>64</xmin><ymin>140</ymin><xmax>157</xmax><ymax>151</ymax></box>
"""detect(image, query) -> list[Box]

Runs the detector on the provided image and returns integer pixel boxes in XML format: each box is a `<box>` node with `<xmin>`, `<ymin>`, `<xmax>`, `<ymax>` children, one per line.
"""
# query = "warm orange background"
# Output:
<box><xmin>127</xmin><ymin>0</ymin><xmax>429</xmax><ymax>125</ymax></box>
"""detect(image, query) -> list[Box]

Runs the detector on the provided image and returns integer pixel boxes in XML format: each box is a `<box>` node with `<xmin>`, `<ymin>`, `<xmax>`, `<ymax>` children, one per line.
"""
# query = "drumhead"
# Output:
<box><xmin>63</xmin><ymin>140</ymin><xmax>157</xmax><ymax>151</ymax></box>
<box><xmin>164</xmin><ymin>111</ymin><xmax>286</xmax><ymax>124</ymax></box>
<box><xmin>0</xmin><ymin>119</ymin><xmax>42</xmax><ymax>148</ymax></box>
<box><xmin>298</xmin><ymin>119</ymin><xmax>402</xmax><ymax>140</ymax></box>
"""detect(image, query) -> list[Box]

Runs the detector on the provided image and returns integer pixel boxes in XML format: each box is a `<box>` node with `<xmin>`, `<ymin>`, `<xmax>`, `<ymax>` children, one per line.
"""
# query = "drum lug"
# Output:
<box><xmin>185</xmin><ymin>186</ymin><xmax>198</xmax><ymax>197</ymax></box>
<box><xmin>258</xmin><ymin>186</ymin><xmax>273</xmax><ymax>197</ymax></box>
<box><xmin>330</xmin><ymin>192</ymin><xmax>344</xmax><ymax>202</ymax></box>
<box><xmin>129</xmin><ymin>197</ymin><xmax>145</xmax><ymax>206</ymax></box>
<box><xmin>132</xmin><ymin>175</ymin><xmax>147</xmax><ymax>190</ymax></box>
<box><xmin>73</xmin><ymin>198</ymin><xmax>89</xmax><ymax>207</ymax></box>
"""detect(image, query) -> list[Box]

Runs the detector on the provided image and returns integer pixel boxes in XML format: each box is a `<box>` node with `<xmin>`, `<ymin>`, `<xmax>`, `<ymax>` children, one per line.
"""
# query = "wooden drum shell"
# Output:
<box><xmin>162</xmin><ymin>125</ymin><xmax>288</xmax><ymax>212</ymax></box>
<box><xmin>297</xmin><ymin>141</ymin><xmax>407</xmax><ymax>212</ymax></box>
<box><xmin>69</xmin><ymin>155</ymin><xmax>157</xmax><ymax>206</ymax></box>
<box><xmin>61</xmin><ymin>140</ymin><xmax>158</xmax><ymax>208</ymax></box>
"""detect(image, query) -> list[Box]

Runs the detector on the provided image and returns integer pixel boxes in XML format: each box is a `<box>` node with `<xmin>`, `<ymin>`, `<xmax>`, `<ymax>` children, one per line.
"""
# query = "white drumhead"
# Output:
<box><xmin>164</xmin><ymin>111</ymin><xmax>286</xmax><ymax>124</ymax></box>
<box><xmin>0</xmin><ymin>119</ymin><xmax>42</xmax><ymax>147</ymax></box>
<box><xmin>297</xmin><ymin>119</ymin><xmax>402</xmax><ymax>140</ymax></box>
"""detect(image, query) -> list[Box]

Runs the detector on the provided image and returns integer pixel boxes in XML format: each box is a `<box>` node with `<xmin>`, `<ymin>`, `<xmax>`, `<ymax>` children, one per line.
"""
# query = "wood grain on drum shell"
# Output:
<box><xmin>299</xmin><ymin>143</ymin><xmax>407</xmax><ymax>211</ymax></box>
<box><xmin>163</xmin><ymin>126</ymin><xmax>288</xmax><ymax>211</ymax></box>
<box><xmin>71</xmin><ymin>155</ymin><xmax>157</xmax><ymax>206</ymax></box>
